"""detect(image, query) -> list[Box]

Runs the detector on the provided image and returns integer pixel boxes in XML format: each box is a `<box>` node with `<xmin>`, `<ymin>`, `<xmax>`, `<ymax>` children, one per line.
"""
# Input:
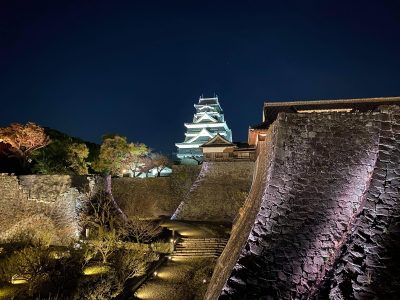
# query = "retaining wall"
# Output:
<box><xmin>206</xmin><ymin>106</ymin><xmax>400</xmax><ymax>299</ymax></box>
<box><xmin>0</xmin><ymin>175</ymin><xmax>92</xmax><ymax>245</ymax></box>
<box><xmin>174</xmin><ymin>161</ymin><xmax>255</xmax><ymax>222</ymax></box>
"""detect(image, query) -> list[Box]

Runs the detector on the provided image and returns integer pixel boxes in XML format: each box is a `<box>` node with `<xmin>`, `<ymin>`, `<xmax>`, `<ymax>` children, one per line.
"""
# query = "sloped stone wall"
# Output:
<box><xmin>113</xmin><ymin>177</ymin><xmax>174</xmax><ymax>218</ymax></box>
<box><xmin>113</xmin><ymin>165</ymin><xmax>200</xmax><ymax>218</ymax></box>
<box><xmin>205</xmin><ymin>129</ymin><xmax>275</xmax><ymax>299</ymax></box>
<box><xmin>173</xmin><ymin>161</ymin><xmax>255</xmax><ymax>222</ymax></box>
<box><xmin>206</xmin><ymin>107</ymin><xmax>400</xmax><ymax>299</ymax></box>
<box><xmin>319</xmin><ymin>106</ymin><xmax>400</xmax><ymax>299</ymax></box>
<box><xmin>0</xmin><ymin>175</ymin><xmax>92</xmax><ymax>245</ymax></box>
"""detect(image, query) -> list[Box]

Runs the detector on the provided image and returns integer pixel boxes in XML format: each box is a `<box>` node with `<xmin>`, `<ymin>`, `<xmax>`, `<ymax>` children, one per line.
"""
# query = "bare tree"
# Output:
<box><xmin>127</xmin><ymin>217</ymin><xmax>163</xmax><ymax>243</ymax></box>
<box><xmin>88</xmin><ymin>228</ymin><xmax>120</xmax><ymax>263</ymax></box>
<box><xmin>115</xmin><ymin>249</ymin><xmax>158</xmax><ymax>284</ymax></box>
<box><xmin>84</xmin><ymin>187</ymin><xmax>126</xmax><ymax>263</ymax></box>
<box><xmin>151</xmin><ymin>153</ymin><xmax>171</xmax><ymax>177</ymax></box>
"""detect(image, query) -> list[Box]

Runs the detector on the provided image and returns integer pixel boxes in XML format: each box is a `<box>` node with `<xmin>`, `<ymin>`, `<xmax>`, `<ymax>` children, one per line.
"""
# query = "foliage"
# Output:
<box><xmin>73</xmin><ymin>274</ymin><xmax>120</xmax><ymax>300</ymax></box>
<box><xmin>0</xmin><ymin>247</ymin><xmax>52</xmax><ymax>296</ymax></box>
<box><xmin>30</xmin><ymin>130</ymin><xmax>92</xmax><ymax>175</ymax></box>
<box><xmin>0</xmin><ymin>177</ymin><xmax>164</xmax><ymax>299</ymax></box>
<box><xmin>0</xmin><ymin>122</ymin><xmax>50</xmax><ymax>159</ymax></box>
<box><xmin>121</xmin><ymin>142</ymin><xmax>149</xmax><ymax>176</ymax></box>
<box><xmin>88</xmin><ymin>228</ymin><xmax>120</xmax><ymax>263</ymax></box>
<box><xmin>30</xmin><ymin>140</ymin><xmax>69</xmax><ymax>174</ymax></box>
<box><xmin>73</xmin><ymin>248</ymin><xmax>158</xmax><ymax>300</ymax></box>
<box><xmin>151</xmin><ymin>241</ymin><xmax>172</xmax><ymax>253</ymax></box>
<box><xmin>0</xmin><ymin>122</ymin><xmax>50</xmax><ymax>171</ymax></box>
<box><xmin>66</xmin><ymin>143</ymin><xmax>89</xmax><ymax>175</ymax></box>
<box><xmin>93</xmin><ymin>135</ymin><xmax>147</xmax><ymax>175</ymax></box>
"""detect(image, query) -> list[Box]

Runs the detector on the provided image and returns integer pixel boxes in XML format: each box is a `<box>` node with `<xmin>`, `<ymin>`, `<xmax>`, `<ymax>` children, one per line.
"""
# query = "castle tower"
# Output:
<box><xmin>175</xmin><ymin>96</ymin><xmax>233</xmax><ymax>164</ymax></box>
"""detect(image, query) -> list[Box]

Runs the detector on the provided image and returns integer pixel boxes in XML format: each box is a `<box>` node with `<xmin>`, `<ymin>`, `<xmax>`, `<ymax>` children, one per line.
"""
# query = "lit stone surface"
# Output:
<box><xmin>173</xmin><ymin>161</ymin><xmax>254</xmax><ymax>222</ymax></box>
<box><xmin>205</xmin><ymin>106</ymin><xmax>400</xmax><ymax>299</ymax></box>
<box><xmin>0</xmin><ymin>175</ymin><xmax>92</xmax><ymax>244</ymax></box>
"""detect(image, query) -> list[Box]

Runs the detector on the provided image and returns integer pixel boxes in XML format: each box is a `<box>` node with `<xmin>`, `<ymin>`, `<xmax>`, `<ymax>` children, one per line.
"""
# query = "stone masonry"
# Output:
<box><xmin>0</xmin><ymin>175</ymin><xmax>92</xmax><ymax>245</ymax></box>
<box><xmin>205</xmin><ymin>107</ymin><xmax>400</xmax><ymax>299</ymax></box>
<box><xmin>174</xmin><ymin>161</ymin><xmax>254</xmax><ymax>222</ymax></box>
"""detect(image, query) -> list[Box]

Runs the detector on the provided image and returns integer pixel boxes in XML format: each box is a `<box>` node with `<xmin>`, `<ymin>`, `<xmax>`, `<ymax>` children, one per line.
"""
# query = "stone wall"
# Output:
<box><xmin>0</xmin><ymin>175</ymin><xmax>92</xmax><ymax>245</ymax></box>
<box><xmin>0</xmin><ymin>166</ymin><xmax>200</xmax><ymax>244</ymax></box>
<box><xmin>113</xmin><ymin>177</ymin><xmax>180</xmax><ymax>218</ymax></box>
<box><xmin>173</xmin><ymin>161</ymin><xmax>255</xmax><ymax>222</ymax></box>
<box><xmin>113</xmin><ymin>165</ymin><xmax>200</xmax><ymax>219</ymax></box>
<box><xmin>205</xmin><ymin>107</ymin><xmax>400</xmax><ymax>299</ymax></box>
<box><xmin>320</xmin><ymin>106</ymin><xmax>400</xmax><ymax>299</ymax></box>
<box><xmin>205</xmin><ymin>128</ymin><xmax>275</xmax><ymax>299</ymax></box>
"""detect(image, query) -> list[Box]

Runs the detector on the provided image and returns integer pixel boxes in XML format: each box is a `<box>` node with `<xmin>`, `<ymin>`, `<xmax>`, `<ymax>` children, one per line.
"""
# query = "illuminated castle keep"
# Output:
<box><xmin>176</xmin><ymin>96</ymin><xmax>232</xmax><ymax>164</ymax></box>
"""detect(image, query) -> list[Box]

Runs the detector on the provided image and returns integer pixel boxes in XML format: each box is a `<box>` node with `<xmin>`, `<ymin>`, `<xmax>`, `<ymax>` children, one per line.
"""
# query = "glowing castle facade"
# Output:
<box><xmin>175</xmin><ymin>96</ymin><xmax>232</xmax><ymax>164</ymax></box>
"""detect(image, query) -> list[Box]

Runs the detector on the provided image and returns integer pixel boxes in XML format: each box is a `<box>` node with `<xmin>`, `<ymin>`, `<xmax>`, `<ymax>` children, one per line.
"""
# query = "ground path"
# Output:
<box><xmin>132</xmin><ymin>220</ymin><xmax>230</xmax><ymax>300</ymax></box>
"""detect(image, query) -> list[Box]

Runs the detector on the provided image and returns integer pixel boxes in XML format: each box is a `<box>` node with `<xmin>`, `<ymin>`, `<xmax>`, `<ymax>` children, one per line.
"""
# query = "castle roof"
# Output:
<box><xmin>200</xmin><ymin>134</ymin><xmax>235</xmax><ymax>148</ymax></box>
<box><xmin>258</xmin><ymin>96</ymin><xmax>400</xmax><ymax>128</ymax></box>
<box><xmin>198</xmin><ymin>97</ymin><xmax>219</xmax><ymax>105</ymax></box>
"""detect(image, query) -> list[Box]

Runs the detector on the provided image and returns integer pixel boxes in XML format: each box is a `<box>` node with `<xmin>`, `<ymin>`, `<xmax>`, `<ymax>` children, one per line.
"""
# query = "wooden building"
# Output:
<box><xmin>200</xmin><ymin>134</ymin><xmax>256</xmax><ymax>162</ymax></box>
<box><xmin>249</xmin><ymin>96</ymin><xmax>400</xmax><ymax>147</ymax></box>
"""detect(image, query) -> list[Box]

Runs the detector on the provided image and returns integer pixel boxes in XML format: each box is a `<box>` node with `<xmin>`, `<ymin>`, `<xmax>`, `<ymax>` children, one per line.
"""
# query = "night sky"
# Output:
<box><xmin>1</xmin><ymin>0</ymin><xmax>400</xmax><ymax>154</ymax></box>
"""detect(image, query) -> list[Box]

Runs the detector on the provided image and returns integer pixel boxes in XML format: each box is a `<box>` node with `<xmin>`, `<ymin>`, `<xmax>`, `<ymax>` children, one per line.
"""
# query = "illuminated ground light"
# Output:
<box><xmin>11</xmin><ymin>275</ymin><xmax>28</xmax><ymax>285</ymax></box>
<box><xmin>154</xmin><ymin>270</ymin><xmax>175</xmax><ymax>280</ymax></box>
<box><xmin>0</xmin><ymin>286</ymin><xmax>17</xmax><ymax>298</ymax></box>
<box><xmin>83</xmin><ymin>265</ymin><xmax>110</xmax><ymax>275</ymax></box>
<box><xmin>134</xmin><ymin>289</ymin><xmax>153</xmax><ymax>299</ymax></box>
<box><xmin>178</xmin><ymin>230</ymin><xmax>203</xmax><ymax>237</ymax></box>
<box><xmin>170</xmin><ymin>256</ymin><xmax>207</xmax><ymax>263</ymax></box>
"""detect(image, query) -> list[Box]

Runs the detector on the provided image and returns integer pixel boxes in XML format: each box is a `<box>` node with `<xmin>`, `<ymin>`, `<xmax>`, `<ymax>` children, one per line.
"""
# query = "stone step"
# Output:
<box><xmin>172</xmin><ymin>253</ymin><xmax>220</xmax><ymax>257</ymax></box>
<box><xmin>176</xmin><ymin>244</ymin><xmax>226</xmax><ymax>247</ymax></box>
<box><xmin>176</xmin><ymin>244</ymin><xmax>224</xmax><ymax>247</ymax></box>
<box><xmin>177</xmin><ymin>241</ymin><xmax>227</xmax><ymax>245</ymax></box>
<box><xmin>171</xmin><ymin>254</ymin><xmax>219</xmax><ymax>258</ymax></box>
<box><xmin>178</xmin><ymin>240</ymin><xmax>227</xmax><ymax>243</ymax></box>
<box><xmin>175</xmin><ymin>247</ymin><xmax>224</xmax><ymax>251</ymax></box>
<box><xmin>172</xmin><ymin>237</ymin><xmax>228</xmax><ymax>259</ymax></box>
<box><xmin>174</xmin><ymin>249</ymin><xmax>223</xmax><ymax>253</ymax></box>
<box><xmin>180</xmin><ymin>238</ymin><xmax>228</xmax><ymax>242</ymax></box>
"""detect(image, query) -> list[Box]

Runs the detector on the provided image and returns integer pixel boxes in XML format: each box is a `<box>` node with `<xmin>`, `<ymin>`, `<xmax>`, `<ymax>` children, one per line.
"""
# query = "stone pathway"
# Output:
<box><xmin>132</xmin><ymin>220</ymin><xmax>229</xmax><ymax>300</ymax></box>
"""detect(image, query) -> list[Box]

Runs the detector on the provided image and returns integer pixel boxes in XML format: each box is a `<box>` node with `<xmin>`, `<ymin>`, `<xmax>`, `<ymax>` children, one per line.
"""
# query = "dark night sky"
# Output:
<box><xmin>1</xmin><ymin>0</ymin><xmax>400</xmax><ymax>154</ymax></box>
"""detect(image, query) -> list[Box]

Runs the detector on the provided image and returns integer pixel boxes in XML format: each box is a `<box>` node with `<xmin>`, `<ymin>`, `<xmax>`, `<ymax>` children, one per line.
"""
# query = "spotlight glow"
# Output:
<box><xmin>83</xmin><ymin>265</ymin><xmax>110</xmax><ymax>275</ymax></box>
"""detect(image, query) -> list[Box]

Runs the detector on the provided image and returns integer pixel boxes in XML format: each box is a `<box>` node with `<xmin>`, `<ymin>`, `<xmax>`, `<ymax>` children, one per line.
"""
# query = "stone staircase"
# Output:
<box><xmin>172</xmin><ymin>237</ymin><xmax>229</xmax><ymax>258</ymax></box>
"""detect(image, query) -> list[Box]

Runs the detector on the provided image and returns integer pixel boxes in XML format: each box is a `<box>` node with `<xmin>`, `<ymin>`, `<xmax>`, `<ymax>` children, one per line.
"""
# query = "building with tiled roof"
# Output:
<box><xmin>176</xmin><ymin>96</ymin><xmax>233</xmax><ymax>164</ymax></box>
